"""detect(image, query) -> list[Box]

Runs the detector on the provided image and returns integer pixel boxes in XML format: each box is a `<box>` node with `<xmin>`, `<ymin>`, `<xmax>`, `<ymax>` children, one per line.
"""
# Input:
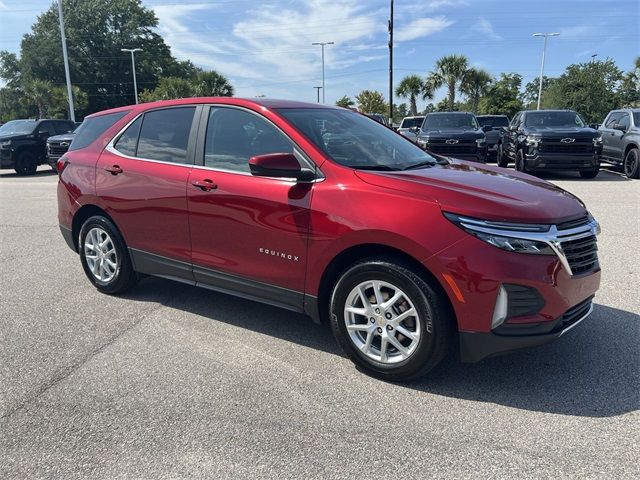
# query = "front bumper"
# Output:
<box><xmin>524</xmin><ymin>151</ymin><xmax>599</xmax><ymax>171</ymax></box>
<box><xmin>459</xmin><ymin>296</ymin><xmax>593</xmax><ymax>362</ymax></box>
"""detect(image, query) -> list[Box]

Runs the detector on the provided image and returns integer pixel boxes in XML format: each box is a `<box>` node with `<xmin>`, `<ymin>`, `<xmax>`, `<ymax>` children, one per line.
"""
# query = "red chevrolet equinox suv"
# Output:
<box><xmin>57</xmin><ymin>98</ymin><xmax>601</xmax><ymax>380</ymax></box>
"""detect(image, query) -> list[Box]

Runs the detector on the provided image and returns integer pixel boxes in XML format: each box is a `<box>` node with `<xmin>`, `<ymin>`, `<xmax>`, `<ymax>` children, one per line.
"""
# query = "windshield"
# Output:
<box><xmin>0</xmin><ymin>120</ymin><xmax>37</xmax><ymax>136</ymax></box>
<box><xmin>422</xmin><ymin>114</ymin><xmax>478</xmax><ymax>130</ymax></box>
<box><xmin>524</xmin><ymin>111</ymin><xmax>586</xmax><ymax>128</ymax></box>
<box><xmin>477</xmin><ymin>116</ymin><xmax>509</xmax><ymax>128</ymax></box>
<box><xmin>276</xmin><ymin>108</ymin><xmax>439</xmax><ymax>171</ymax></box>
<box><xmin>400</xmin><ymin>117</ymin><xmax>424</xmax><ymax>128</ymax></box>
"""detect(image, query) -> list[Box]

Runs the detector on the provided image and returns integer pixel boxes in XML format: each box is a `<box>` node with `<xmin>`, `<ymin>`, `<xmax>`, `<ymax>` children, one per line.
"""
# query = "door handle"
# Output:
<box><xmin>192</xmin><ymin>179</ymin><xmax>218</xmax><ymax>191</ymax></box>
<box><xmin>104</xmin><ymin>165</ymin><xmax>123</xmax><ymax>175</ymax></box>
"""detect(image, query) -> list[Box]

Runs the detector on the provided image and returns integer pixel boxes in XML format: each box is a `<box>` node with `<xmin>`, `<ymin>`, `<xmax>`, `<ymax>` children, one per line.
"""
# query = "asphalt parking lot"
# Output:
<box><xmin>1</xmin><ymin>166</ymin><xmax>638</xmax><ymax>479</ymax></box>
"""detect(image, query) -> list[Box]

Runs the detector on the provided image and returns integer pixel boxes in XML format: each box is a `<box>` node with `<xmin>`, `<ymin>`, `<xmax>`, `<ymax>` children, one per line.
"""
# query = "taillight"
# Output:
<box><xmin>56</xmin><ymin>156</ymin><xmax>69</xmax><ymax>176</ymax></box>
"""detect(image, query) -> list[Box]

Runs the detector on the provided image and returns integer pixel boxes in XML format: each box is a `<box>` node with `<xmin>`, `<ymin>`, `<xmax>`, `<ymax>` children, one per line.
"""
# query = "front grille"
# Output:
<box><xmin>557</xmin><ymin>215</ymin><xmax>590</xmax><ymax>230</ymax></box>
<box><xmin>539</xmin><ymin>141</ymin><xmax>594</xmax><ymax>154</ymax></box>
<box><xmin>428</xmin><ymin>144</ymin><xmax>477</xmax><ymax>155</ymax></box>
<box><xmin>48</xmin><ymin>143</ymin><xmax>70</xmax><ymax>155</ymax></box>
<box><xmin>560</xmin><ymin>234</ymin><xmax>599</xmax><ymax>275</ymax></box>
<box><xmin>555</xmin><ymin>296</ymin><xmax>593</xmax><ymax>332</ymax></box>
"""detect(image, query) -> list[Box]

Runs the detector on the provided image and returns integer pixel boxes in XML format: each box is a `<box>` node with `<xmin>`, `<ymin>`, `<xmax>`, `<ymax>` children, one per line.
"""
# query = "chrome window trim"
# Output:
<box><xmin>453</xmin><ymin>215</ymin><xmax>600</xmax><ymax>276</ymax></box>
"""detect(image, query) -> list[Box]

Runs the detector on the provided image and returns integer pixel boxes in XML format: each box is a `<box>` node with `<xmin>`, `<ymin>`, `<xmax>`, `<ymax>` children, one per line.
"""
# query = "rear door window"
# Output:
<box><xmin>113</xmin><ymin>117</ymin><xmax>143</xmax><ymax>157</ymax></box>
<box><xmin>69</xmin><ymin>111</ymin><xmax>128</xmax><ymax>151</ymax></box>
<box><xmin>136</xmin><ymin>107</ymin><xmax>196</xmax><ymax>164</ymax></box>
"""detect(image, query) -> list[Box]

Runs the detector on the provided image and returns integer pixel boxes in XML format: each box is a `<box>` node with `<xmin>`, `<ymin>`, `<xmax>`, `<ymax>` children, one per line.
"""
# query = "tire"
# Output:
<box><xmin>330</xmin><ymin>256</ymin><xmax>453</xmax><ymax>381</ymax></box>
<box><xmin>14</xmin><ymin>151</ymin><xmax>38</xmax><ymax>176</ymax></box>
<box><xmin>623</xmin><ymin>148</ymin><xmax>640</xmax><ymax>179</ymax></box>
<box><xmin>497</xmin><ymin>143</ymin><xmax>509</xmax><ymax>167</ymax></box>
<box><xmin>79</xmin><ymin>215</ymin><xmax>138</xmax><ymax>294</ymax></box>
<box><xmin>515</xmin><ymin>149</ymin><xmax>527</xmax><ymax>173</ymax></box>
<box><xmin>579</xmin><ymin>168</ymin><xmax>600</xmax><ymax>179</ymax></box>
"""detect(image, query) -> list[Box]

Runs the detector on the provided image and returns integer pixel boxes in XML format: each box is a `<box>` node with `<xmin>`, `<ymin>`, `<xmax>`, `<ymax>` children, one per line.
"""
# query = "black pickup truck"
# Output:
<box><xmin>497</xmin><ymin>110</ymin><xmax>601</xmax><ymax>178</ymax></box>
<box><xmin>476</xmin><ymin>115</ymin><xmax>509</xmax><ymax>161</ymax></box>
<box><xmin>416</xmin><ymin>112</ymin><xmax>490</xmax><ymax>162</ymax></box>
<box><xmin>598</xmin><ymin>108</ymin><xmax>639</xmax><ymax>179</ymax></box>
<box><xmin>0</xmin><ymin>119</ymin><xmax>76</xmax><ymax>175</ymax></box>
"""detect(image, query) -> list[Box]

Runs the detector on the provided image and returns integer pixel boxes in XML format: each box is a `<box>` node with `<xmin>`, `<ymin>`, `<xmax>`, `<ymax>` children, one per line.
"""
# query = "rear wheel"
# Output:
<box><xmin>579</xmin><ymin>168</ymin><xmax>600</xmax><ymax>179</ymax></box>
<box><xmin>79</xmin><ymin>215</ymin><xmax>137</xmax><ymax>294</ymax></box>
<box><xmin>623</xmin><ymin>148</ymin><xmax>639</xmax><ymax>179</ymax></box>
<box><xmin>497</xmin><ymin>143</ymin><xmax>509</xmax><ymax>167</ymax></box>
<box><xmin>330</xmin><ymin>257</ymin><xmax>453</xmax><ymax>381</ymax></box>
<box><xmin>14</xmin><ymin>151</ymin><xmax>37</xmax><ymax>176</ymax></box>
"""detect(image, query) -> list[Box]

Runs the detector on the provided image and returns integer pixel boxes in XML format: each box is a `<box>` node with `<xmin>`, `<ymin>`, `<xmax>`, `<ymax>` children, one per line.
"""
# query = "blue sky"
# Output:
<box><xmin>1</xmin><ymin>0</ymin><xmax>638</xmax><ymax>107</ymax></box>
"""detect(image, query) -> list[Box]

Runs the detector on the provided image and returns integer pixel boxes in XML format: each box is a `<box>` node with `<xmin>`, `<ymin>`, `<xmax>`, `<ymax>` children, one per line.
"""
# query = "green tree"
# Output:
<box><xmin>23</xmin><ymin>79</ymin><xmax>54</xmax><ymax>118</ymax></box>
<box><xmin>395</xmin><ymin>74</ymin><xmax>424</xmax><ymax>116</ymax></box>
<box><xmin>335</xmin><ymin>95</ymin><xmax>355</xmax><ymax>108</ymax></box>
<box><xmin>478</xmin><ymin>73</ymin><xmax>524</xmax><ymax>118</ymax></box>
<box><xmin>521</xmin><ymin>76</ymin><xmax>556</xmax><ymax>108</ymax></box>
<box><xmin>542</xmin><ymin>59</ymin><xmax>623</xmax><ymax>123</ymax></box>
<box><xmin>1</xmin><ymin>0</ymin><xmax>194</xmax><ymax>116</ymax></box>
<box><xmin>191</xmin><ymin>71</ymin><xmax>234</xmax><ymax>97</ymax></box>
<box><xmin>139</xmin><ymin>77</ymin><xmax>193</xmax><ymax>102</ymax></box>
<box><xmin>355</xmin><ymin>90</ymin><xmax>387</xmax><ymax>114</ymax></box>
<box><xmin>425</xmin><ymin>54</ymin><xmax>469</xmax><ymax>111</ymax></box>
<box><xmin>461</xmin><ymin>68</ymin><xmax>493</xmax><ymax>114</ymax></box>
<box><xmin>393</xmin><ymin>103</ymin><xmax>409</xmax><ymax>123</ymax></box>
<box><xmin>619</xmin><ymin>57</ymin><xmax>640</xmax><ymax>108</ymax></box>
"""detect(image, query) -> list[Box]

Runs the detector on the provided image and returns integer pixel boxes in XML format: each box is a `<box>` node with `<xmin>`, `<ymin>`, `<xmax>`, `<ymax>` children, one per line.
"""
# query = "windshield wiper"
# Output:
<box><xmin>351</xmin><ymin>165</ymin><xmax>401</xmax><ymax>171</ymax></box>
<box><xmin>403</xmin><ymin>160</ymin><xmax>437</xmax><ymax>170</ymax></box>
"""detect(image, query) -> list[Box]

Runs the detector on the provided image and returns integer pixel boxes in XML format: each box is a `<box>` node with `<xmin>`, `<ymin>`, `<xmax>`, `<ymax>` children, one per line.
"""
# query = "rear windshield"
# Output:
<box><xmin>0</xmin><ymin>120</ymin><xmax>37</xmax><ymax>135</ymax></box>
<box><xmin>69</xmin><ymin>111</ymin><xmax>128</xmax><ymax>151</ymax></box>
<box><xmin>400</xmin><ymin>117</ymin><xmax>424</xmax><ymax>128</ymax></box>
<box><xmin>422</xmin><ymin>114</ymin><xmax>478</xmax><ymax>130</ymax></box>
<box><xmin>524</xmin><ymin>111</ymin><xmax>585</xmax><ymax>128</ymax></box>
<box><xmin>477</xmin><ymin>116</ymin><xmax>509</xmax><ymax>128</ymax></box>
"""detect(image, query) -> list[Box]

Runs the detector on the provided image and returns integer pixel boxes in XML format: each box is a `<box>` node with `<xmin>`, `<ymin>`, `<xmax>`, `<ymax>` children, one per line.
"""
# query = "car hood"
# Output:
<box><xmin>0</xmin><ymin>133</ymin><xmax>31</xmax><ymax>142</ymax></box>
<box><xmin>419</xmin><ymin>129</ymin><xmax>484</xmax><ymax>140</ymax></box>
<box><xmin>355</xmin><ymin>160</ymin><xmax>587</xmax><ymax>224</ymax></box>
<box><xmin>47</xmin><ymin>133</ymin><xmax>76</xmax><ymax>142</ymax></box>
<box><xmin>524</xmin><ymin>126</ymin><xmax>599</xmax><ymax>140</ymax></box>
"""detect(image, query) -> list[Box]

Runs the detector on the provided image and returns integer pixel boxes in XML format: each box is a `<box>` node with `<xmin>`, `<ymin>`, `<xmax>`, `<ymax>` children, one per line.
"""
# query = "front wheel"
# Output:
<box><xmin>624</xmin><ymin>148</ymin><xmax>639</xmax><ymax>179</ymax></box>
<box><xmin>497</xmin><ymin>143</ymin><xmax>509</xmax><ymax>167</ymax></box>
<box><xmin>14</xmin><ymin>151</ymin><xmax>38</xmax><ymax>176</ymax></box>
<box><xmin>579</xmin><ymin>168</ymin><xmax>600</xmax><ymax>179</ymax></box>
<box><xmin>330</xmin><ymin>257</ymin><xmax>453</xmax><ymax>381</ymax></box>
<box><xmin>79</xmin><ymin>215</ymin><xmax>138</xmax><ymax>294</ymax></box>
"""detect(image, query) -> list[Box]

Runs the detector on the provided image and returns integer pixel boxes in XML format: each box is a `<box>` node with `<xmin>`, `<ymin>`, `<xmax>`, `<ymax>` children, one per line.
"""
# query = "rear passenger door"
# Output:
<box><xmin>600</xmin><ymin>112</ymin><xmax>620</xmax><ymax>161</ymax></box>
<box><xmin>96</xmin><ymin>106</ymin><xmax>201</xmax><ymax>280</ymax></box>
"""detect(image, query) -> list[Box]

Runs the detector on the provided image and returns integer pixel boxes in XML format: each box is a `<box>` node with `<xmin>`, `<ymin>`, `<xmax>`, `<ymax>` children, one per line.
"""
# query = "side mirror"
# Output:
<box><xmin>249</xmin><ymin>153</ymin><xmax>316</xmax><ymax>182</ymax></box>
<box><xmin>481</xmin><ymin>125</ymin><xmax>492</xmax><ymax>132</ymax></box>
<box><xmin>612</xmin><ymin>123</ymin><xmax>627</xmax><ymax>132</ymax></box>
<box><xmin>589</xmin><ymin>123</ymin><xmax>600</xmax><ymax>130</ymax></box>
<box><xmin>509</xmin><ymin>125</ymin><xmax>518</xmax><ymax>132</ymax></box>
<box><xmin>409</xmin><ymin>126</ymin><xmax>420</xmax><ymax>133</ymax></box>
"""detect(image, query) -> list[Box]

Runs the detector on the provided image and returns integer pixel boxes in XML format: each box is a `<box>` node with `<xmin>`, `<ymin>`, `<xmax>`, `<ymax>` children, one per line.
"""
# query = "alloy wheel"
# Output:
<box><xmin>84</xmin><ymin>227</ymin><xmax>118</xmax><ymax>283</ymax></box>
<box><xmin>343</xmin><ymin>280</ymin><xmax>421</xmax><ymax>364</ymax></box>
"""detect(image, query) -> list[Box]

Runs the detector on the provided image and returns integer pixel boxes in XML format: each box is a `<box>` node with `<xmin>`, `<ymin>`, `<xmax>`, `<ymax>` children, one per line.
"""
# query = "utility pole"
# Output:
<box><xmin>313</xmin><ymin>86</ymin><xmax>322</xmax><ymax>103</ymax></box>
<box><xmin>533</xmin><ymin>32</ymin><xmax>559</xmax><ymax>110</ymax></box>
<box><xmin>388</xmin><ymin>0</ymin><xmax>394</xmax><ymax>123</ymax></box>
<box><xmin>121</xmin><ymin>48</ymin><xmax>143</xmax><ymax>104</ymax></box>
<box><xmin>56</xmin><ymin>0</ymin><xmax>75</xmax><ymax>122</ymax></box>
<box><xmin>312</xmin><ymin>42</ymin><xmax>334</xmax><ymax>104</ymax></box>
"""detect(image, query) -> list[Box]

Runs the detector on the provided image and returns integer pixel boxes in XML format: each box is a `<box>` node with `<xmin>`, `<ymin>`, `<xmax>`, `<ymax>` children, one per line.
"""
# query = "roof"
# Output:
<box><xmin>86</xmin><ymin>97</ymin><xmax>335</xmax><ymax>118</ymax></box>
<box><xmin>476</xmin><ymin>114</ymin><xmax>509</xmax><ymax>117</ymax></box>
<box><xmin>426</xmin><ymin>111</ymin><xmax>475</xmax><ymax>115</ymax></box>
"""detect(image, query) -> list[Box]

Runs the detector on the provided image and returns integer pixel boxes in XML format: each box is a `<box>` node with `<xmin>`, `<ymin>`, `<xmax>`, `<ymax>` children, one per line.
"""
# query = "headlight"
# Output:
<box><xmin>593</xmin><ymin>135</ymin><xmax>602</xmax><ymax>144</ymax></box>
<box><xmin>0</xmin><ymin>141</ymin><xmax>11</xmax><ymax>148</ymax></box>
<box><xmin>525</xmin><ymin>136</ymin><xmax>540</xmax><ymax>147</ymax></box>
<box><xmin>476</xmin><ymin>138</ymin><xmax>486</xmax><ymax>146</ymax></box>
<box><xmin>417</xmin><ymin>137</ymin><xmax>428</xmax><ymax>146</ymax></box>
<box><xmin>443</xmin><ymin>212</ymin><xmax>555</xmax><ymax>255</ymax></box>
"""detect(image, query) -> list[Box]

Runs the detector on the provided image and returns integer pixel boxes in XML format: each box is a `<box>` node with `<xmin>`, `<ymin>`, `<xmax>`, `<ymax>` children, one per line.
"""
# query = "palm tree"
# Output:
<box><xmin>335</xmin><ymin>95</ymin><xmax>355</xmax><ymax>108</ymax></box>
<box><xmin>425</xmin><ymin>54</ymin><xmax>469</xmax><ymax>111</ymax></box>
<box><xmin>461</xmin><ymin>68</ymin><xmax>493</xmax><ymax>113</ymax></box>
<box><xmin>395</xmin><ymin>75</ymin><xmax>424</xmax><ymax>116</ymax></box>
<box><xmin>23</xmin><ymin>79</ymin><xmax>53</xmax><ymax>118</ymax></box>
<box><xmin>192</xmin><ymin>71</ymin><xmax>234</xmax><ymax>97</ymax></box>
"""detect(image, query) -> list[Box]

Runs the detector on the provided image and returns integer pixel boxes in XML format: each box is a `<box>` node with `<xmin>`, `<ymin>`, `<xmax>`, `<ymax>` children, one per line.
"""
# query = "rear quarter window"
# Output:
<box><xmin>69</xmin><ymin>111</ymin><xmax>128</xmax><ymax>151</ymax></box>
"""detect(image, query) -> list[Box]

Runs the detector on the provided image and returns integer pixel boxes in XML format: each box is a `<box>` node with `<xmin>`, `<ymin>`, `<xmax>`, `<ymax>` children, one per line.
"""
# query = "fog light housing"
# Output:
<box><xmin>492</xmin><ymin>285</ymin><xmax>508</xmax><ymax>329</ymax></box>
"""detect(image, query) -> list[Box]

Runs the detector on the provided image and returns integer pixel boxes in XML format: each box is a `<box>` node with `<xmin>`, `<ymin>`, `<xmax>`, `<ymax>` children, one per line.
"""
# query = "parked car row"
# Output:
<box><xmin>395</xmin><ymin>107</ymin><xmax>639</xmax><ymax>179</ymax></box>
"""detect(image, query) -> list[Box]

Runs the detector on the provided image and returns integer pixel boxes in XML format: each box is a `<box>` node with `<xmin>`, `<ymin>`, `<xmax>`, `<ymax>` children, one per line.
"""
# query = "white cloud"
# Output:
<box><xmin>394</xmin><ymin>16</ymin><xmax>453</xmax><ymax>42</ymax></box>
<box><xmin>559</xmin><ymin>25</ymin><xmax>596</xmax><ymax>39</ymax></box>
<box><xmin>473</xmin><ymin>17</ymin><xmax>501</xmax><ymax>40</ymax></box>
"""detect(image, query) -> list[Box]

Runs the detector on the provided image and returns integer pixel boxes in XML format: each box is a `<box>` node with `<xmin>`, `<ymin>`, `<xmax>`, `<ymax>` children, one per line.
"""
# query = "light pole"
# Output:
<box><xmin>388</xmin><ymin>0</ymin><xmax>394</xmax><ymax>123</ymax></box>
<box><xmin>313</xmin><ymin>86</ymin><xmax>322</xmax><ymax>103</ymax></box>
<box><xmin>312</xmin><ymin>42</ymin><xmax>334</xmax><ymax>104</ymax></box>
<box><xmin>56</xmin><ymin>0</ymin><xmax>75</xmax><ymax>122</ymax></box>
<box><xmin>121</xmin><ymin>48</ymin><xmax>143</xmax><ymax>104</ymax></box>
<box><xmin>533</xmin><ymin>32</ymin><xmax>559</xmax><ymax>110</ymax></box>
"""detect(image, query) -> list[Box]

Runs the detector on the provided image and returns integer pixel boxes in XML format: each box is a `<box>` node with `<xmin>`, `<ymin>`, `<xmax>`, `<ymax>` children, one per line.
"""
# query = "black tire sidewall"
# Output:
<box><xmin>330</xmin><ymin>260</ymin><xmax>447</xmax><ymax>380</ymax></box>
<box><xmin>624</xmin><ymin>149</ymin><xmax>639</xmax><ymax>179</ymax></box>
<box><xmin>79</xmin><ymin>215</ymin><xmax>135</xmax><ymax>294</ymax></box>
<box><xmin>15</xmin><ymin>152</ymin><xmax>37</xmax><ymax>175</ymax></box>
<box><xmin>515</xmin><ymin>150</ymin><xmax>526</xmax><ymax>172</ymax></box>
<box><xmin>497</xmin><ymin>144</ymin><xmax>508</xmax><ymax>167</ymax></box>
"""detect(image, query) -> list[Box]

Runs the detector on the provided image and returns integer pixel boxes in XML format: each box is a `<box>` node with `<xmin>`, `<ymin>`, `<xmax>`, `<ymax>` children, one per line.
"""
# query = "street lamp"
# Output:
<box><xmin>532</xmin><ymin>32</ymin><xmax>559</xmax><ymax>110</ymax></box>
<box><xmin>313</xmin><ymin>86</ymin><xmax>322</xmax><ymax>103</ymax></box>
<box><xmin>121</xmin><ymin>48</ymin><xmax>143</xmax><ymax>104</ymax></box>
<box><xmin>312</xmin><ymin>42</ymin><xmax>334</xmax><ymax>104</ymax></box>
